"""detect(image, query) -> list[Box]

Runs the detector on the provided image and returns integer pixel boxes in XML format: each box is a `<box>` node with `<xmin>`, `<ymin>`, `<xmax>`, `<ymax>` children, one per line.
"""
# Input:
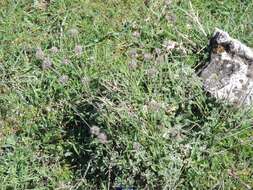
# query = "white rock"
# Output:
<box><xmin>200</xmin><ymin>29</ymin><xmax>253</xmax><ymax>106</ymax></box>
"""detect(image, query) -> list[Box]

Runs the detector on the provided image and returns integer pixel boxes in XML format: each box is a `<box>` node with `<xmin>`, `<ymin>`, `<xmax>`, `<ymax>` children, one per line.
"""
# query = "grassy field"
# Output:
<box><xmin>0</xmin><ymin>0</ymin><xmax>253</xmax><ymax>189</ymax></box>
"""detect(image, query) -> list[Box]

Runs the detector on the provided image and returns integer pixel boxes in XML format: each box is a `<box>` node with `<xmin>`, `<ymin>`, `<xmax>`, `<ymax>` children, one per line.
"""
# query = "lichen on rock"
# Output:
<box><xmin>200</xmin><ymin>28</ymin><xmax>253</xmax><ymax>106</ymax></box>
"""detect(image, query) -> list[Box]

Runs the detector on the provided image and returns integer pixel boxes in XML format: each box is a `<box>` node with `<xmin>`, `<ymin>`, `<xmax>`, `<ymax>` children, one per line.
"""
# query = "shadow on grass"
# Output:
<box><xmin>61</xmin><ymin>79</ymin><xmax>120</xmax><ymax>188</ymax></box>
<box><xmin>62</xmin><ymin>100</ymin><xmax>110</xmax><ymax>184</ymax></box>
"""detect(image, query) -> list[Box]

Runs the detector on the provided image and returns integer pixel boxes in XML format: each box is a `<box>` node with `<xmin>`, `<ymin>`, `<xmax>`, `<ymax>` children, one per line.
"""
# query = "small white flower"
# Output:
<box><xmin>148</xmin><ymin>99</ymin><xmax>164</xmax><ymax>112</ymax></box>
<box><xmin>59</xmin><ymin>75</ymin><xmax>69</xmax><ymax>85</ymax></box>
<box><xmin>81</xmin><ymin>76</ymin><xmax>90</xmax><ymax>85</ymax></box>
<box><xmin>90</xmin><ymin>126</ymin><xmax>100</xmax><ymax>136</ymax></box>
<box><xmin>164</xmin><ymin>0</ymin><xmax>172</xmax><ymax>6</ymax></box>
<box><xmin>132</xmin><ymin>31</ymin><xmax>141</xmax><ymax>38</ymax></box>
<box><xmin>35</xmin><ymin>47</ymin><xmax>45</xmax><ymax>60</ymax></box>
<box><xmin>133</xmin><ymin>142</ymin><xmax>141</xmax><ymax>151</ymax></box>
<box><xmin>165</xmin><ymin>14</ymin><xmax>176</xmax><ymax>23</ymax></box>
<box><xmin>163</xmin><ymin>40</ymin><xmax>177</xmax><ymax>52</ymax></box>
<box><xmin>42</xmin><ymin>57</ymin><xmax>52</xmax><ymax>69</ymax></box>
<box><xmin>97</xmin><ymin>132</ymin><xmax>108</xmax><ymax>144</ymax></box>
<box><xmin>128</xmin><ymin>49</ymin><xmax>138</xmax><ymax>58</ymax></box>
<box><xmin>146</xmin><ymin>68</ymin><xmax>158</xmax><ymax>78</ymax></box>
<box><xmin>143</xmin><ymin>52</ymin><xmax>153</xmax><ymax>61</ymax></box>
<box><xmin>68</xmin><ymin>28</ymin><xmax>79</xmax><ymax>37</ymax></box>
<box><xmin>50</xmin><ymin>46</ymin><xmax>59</xmax><ymax>54</ymax></box>
<box><xmin>74</xmin><ymin>45</ymin><xmax>83</xmax><ymax>57</ymax></box>
<box><xmin>155</xmin><ymin>48</ymin><xmax>162</xmax><ymax>55</ymax></box>
<box><xmin>62</xmin><ymin>58</ymin><xmax>70</xmax><ymax>65</ymax></box>
<box><xmin>128</xmin><ymin>59</ymin><xmax>138</xmax><ymax>70</ymax></box>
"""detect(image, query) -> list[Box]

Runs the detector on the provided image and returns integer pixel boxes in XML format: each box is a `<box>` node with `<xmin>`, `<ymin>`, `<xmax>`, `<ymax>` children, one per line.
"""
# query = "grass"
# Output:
<box><xmin>0</xmin><ymin>0</ymin><xmax>253</xmax><ymax>189</ymax></box>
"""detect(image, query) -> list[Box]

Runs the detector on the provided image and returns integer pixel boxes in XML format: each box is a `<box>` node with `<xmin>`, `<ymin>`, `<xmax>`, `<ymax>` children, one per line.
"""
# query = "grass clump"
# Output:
<box><xmin>0</xmin><ymin>0</ymin><xmax>253</xmax><ymax>189</ymax></box>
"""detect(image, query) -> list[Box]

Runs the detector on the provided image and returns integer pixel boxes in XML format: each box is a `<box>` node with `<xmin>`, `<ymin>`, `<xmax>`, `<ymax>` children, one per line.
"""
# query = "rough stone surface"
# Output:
<box><xmin>200</xmin><ymin>29</ymin><xmax>253</xmax><ymax>106</ymax></box>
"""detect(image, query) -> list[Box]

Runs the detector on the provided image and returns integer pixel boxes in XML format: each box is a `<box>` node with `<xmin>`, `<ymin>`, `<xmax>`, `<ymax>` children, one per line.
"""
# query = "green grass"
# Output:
<box><xmin>0</xmin><ymin>0</ymin><xmax>253</xmax><ymax>189</ymax></box>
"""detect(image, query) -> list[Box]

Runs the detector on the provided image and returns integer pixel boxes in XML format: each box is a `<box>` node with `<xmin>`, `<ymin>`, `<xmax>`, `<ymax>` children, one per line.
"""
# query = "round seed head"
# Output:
<box><xmin>128</xmin><ymin>59</ymin><xmax>138</xmax><ymax>70</ymax></box>
<box><xmin>128</xmin><ymin>49</ymin><xmax>138</xmax><ymax>58</ymax></box>
<box><xmin>97</xmin><ymin>132</ymin><xmax>108</xmax><ymax>144</ymax></box>
<box><xmin>133</xmin><ymin>142</ymin><xmax>141</xmax><ymax>151</ymax></box>
<box><xmin>148</xmin><ymin>99</ymin><xmax>163</xmax><ymax>112</ymax></box>
<box><xmin>59</xmin><ymin>75</ymin><xmax>69</xmax><ymax>85</ymax></box>
<box><xmin>146</xmin><ymin>68</ymin><xmax>158</xmax><ymax>78</ymax></box>
<box><xmin>155</xmin><ymin>48</ymin><xmax>162</xmax><ymax>55</ymax></box>
<box><xmin>35</xmin><ymin>47</ymin><xmax>45</xmax><ymax>60</ymax></box>
<box><xmin>74</xmin><ymin>45</ymin><xmax>83</xmax><ymax>57</ymax></box>
<box><xmin>164</xmin><ymin>0</ymin><xmax>172</xmax><ymax>6</ymax></box>
<box><xmin>50</xmin><ymin>46</ymin><xmax>59</xmax><ymax>54</ymax></box>
<box><xmin>81</xmin><ymin>76</ymin><xmax>90</xmax><ymax>85</ymax></box>
<box><xmin>143</xmin><ymin>52</ymin><xmax>153</xmax><ymax>61</ymax></box>
<box><xmin>165</xmin><ymin>14</ymin><xmax>176</xmax><ymax>23</ymax></box>
<box><xmin>68</xmin><ymin>28</ymin><xmax>79</xmax><ymax>37</ymax></box>
<box><xmin>42</xmin><ymin>57</ymin><xmax>52</xmax><ymax>69</ymax></box>
<box><xmin>163</xmin><ymin>40</ymin><xmax>177</xmax><ymax>52</ymax></box>
<box><xmin>62</xmin><ymin>58</ymin><xmax>70</xmax><ymax>65</ymax></box>
<box><xmin>90</xmin><ymin>126</ymin><xmax>100</xmax><ymax>136</ymax></box>
<box><xmin>132</xmin><ymin>31</ymin><xmax>141</xmax><ymax>38</ymax></box>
